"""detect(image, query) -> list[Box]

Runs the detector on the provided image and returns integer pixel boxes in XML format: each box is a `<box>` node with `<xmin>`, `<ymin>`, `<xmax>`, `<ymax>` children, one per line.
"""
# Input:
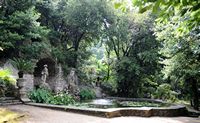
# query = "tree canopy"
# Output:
<box><xmin>0</xmin><ymin>0</ymin><xmax>199</xmax><ymax>110</ymax></box>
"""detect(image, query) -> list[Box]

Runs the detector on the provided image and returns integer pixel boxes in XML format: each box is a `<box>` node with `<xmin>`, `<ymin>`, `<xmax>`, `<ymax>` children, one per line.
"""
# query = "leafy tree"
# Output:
<box><xmin>36</xmin><ymin>0</ymin><xmax>114</xmax><ymax>68</ymax></box>
<box><xmin>114</xmin><ymin>0</ymin><xmax>200</xmax><ymax>109</ymax></box>
<box><xmin>104</xmin><ymin>12</ymin><xmax>161</xmax><ymax>97</ymax></box>
<box><xmin>0</xmin><ymin>5</ymin><xmax>49</xmax><ymax>58</ymax></box>
<box><xmin>155</xmin><ymin>20</ymin><xmax>200</xmax><ymax>109</ymax></box>
<box><xmin>130</xmin><ymin>0</ymin><xmax>200</xmax><ymax>109</ymax></box>
<box><xmin>0</xmin><ymin>0</ymin><xmax>34</xmax><ymax>16</ymax></box>
<box><xmin>114</xmin><ymin>0</ymin><xmax>200</xmax><ymax>36</ymax></box>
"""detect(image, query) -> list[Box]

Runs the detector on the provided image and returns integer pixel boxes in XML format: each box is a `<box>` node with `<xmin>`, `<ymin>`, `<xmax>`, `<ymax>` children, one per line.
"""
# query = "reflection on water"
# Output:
<box><xmin>91</xmin><ymin>99</ymin><xmax>114</xmax><ymax>105</ymax></box>
<box><xmin>80</xmin><ymin>98</ymin><xmax>168</xmax><ymax>109</ymax></box>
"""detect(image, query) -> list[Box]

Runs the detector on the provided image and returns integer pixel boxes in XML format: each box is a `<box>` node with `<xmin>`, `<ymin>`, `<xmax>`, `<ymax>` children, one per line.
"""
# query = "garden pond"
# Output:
<box><xmin>74</xmin><ymin>98</ymin><xmax>171</xmax><ymax>109</ymax></box>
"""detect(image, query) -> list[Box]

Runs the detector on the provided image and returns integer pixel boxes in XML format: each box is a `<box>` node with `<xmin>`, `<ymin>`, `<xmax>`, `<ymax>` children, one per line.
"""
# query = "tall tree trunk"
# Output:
<box><xmin>71</xmin><ymin>32</ymin><xmax>84</xmax><ymax>68</ymax></box>
<box><xmin>106</xmin><ymin>48</ymin><xmax>111</xmax><ymax>81</ymax></box>
<box><xmin>189</xmin><ymin>77</ymin><xmax>199</xmax><ymax>110</ymax></box>
<box><xmin>107</xmin><ymin>64</ymin><xmax>110</xmax><ymax>81</ymax></box>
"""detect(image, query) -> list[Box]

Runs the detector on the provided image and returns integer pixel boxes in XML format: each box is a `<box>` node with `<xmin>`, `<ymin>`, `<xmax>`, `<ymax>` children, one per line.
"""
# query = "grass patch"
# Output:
<box><xmin>0</xmin><ymin>108</ymin><xmax>24</xmax><ymax>123</ymax></box>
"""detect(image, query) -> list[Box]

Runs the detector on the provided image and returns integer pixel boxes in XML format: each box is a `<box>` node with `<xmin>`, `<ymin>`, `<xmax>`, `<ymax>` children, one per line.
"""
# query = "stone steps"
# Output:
<box><xmin>0</xmin><ymin>97</ymin><xmax>16</xmax><ymax>100</ymax></box>
<box><xmin>0</xmin><ymin>97</ymin><xmax>22</xmax><ymax>106</ymax></box>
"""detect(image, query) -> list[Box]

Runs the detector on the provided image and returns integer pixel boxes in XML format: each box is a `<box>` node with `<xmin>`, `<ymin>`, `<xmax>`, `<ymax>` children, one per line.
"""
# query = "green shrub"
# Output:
<box><xmin>29</xmin><ymin>88</ymin><xmax>76</xmax><ymax>105</ymax></box>
<box><xmin>10</xmin><ymin>58</ymin><xmax>35</xmax><ymax>74</ymax></box>
<box><xmin>47</xmin><ymin>92</ymin><xmax>75</xmax><ymax>105</ymax></box>
<box><xmin>0</xmin><ymin>69</ymin><xmax>16</xmax><ymax>97</ymax></box>
<box><xmin>0</xmin><ymin>69</ymin><xmax>16</xmax><ymax>83</ymax></box>
<box><xmin>79</xmin><ymin>88</ymin><xmax>96</xmax><ymax>100</ymax></box>
<box><xmin>28</xmin><ymin>88</ymin><xmax>52</xmax><ymax>103</ymax></box>
<box><xmin>153</xmin><ymin>83</ymin><xmax>178</xmax><ymax>102</ymax></box>
<box><xmin>101</xmin><ymin>82</ymin><xmax>117</xmax><ymax>96</ymax></box>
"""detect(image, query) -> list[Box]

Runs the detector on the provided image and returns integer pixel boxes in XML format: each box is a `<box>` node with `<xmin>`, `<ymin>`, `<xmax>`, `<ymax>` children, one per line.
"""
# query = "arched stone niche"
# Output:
<box><xmin>34</xmin><ymin>58</ymin><xmax>56</xmax><ymax>77</ymax></box>
<box><xmin>33</xmin><ymin>58</ymin><xmax>57</xmax><ymax>89</ymax></box>
<box><xmin>33</xmin><ymin>58</ymin><xmax>67</xmax><ymax>92</ymax></box>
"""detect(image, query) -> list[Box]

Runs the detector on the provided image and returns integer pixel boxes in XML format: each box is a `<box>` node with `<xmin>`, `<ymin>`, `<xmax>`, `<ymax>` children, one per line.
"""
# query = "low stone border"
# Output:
<box><xmin>105</xmin><ymin>97</ymin><xmax>165</xmax><ymax>103</ymax></box>
<box><xmin>26</xmin><ymin>102</ymin><xmax>188</xmax><ymax>118</ymax></box>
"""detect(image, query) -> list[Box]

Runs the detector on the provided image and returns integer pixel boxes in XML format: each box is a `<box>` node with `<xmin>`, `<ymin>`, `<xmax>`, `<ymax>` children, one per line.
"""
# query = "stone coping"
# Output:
<box><xmin>105</xmin><ymin>97</ymin><xmax>165</xmax><ymax>103</ymax></box>
<box><xmin>26</xmin><ymin>102</ymin><xmax>188</xmax><ymax>118</ymax></box>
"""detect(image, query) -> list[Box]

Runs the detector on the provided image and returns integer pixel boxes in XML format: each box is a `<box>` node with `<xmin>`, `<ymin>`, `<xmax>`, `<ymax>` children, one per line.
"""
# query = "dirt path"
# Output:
<box><xmin>1</xmin><ymin>105</ymin><xmax>199</xmax><ymax>123</ymax></box>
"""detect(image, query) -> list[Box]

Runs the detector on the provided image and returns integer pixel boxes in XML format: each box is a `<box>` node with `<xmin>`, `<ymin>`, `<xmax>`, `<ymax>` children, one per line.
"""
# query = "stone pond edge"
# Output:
<box><xmin>25</xmin><ymin>102</ymin><xmax>188</xmax><ymax>118</ymax></box>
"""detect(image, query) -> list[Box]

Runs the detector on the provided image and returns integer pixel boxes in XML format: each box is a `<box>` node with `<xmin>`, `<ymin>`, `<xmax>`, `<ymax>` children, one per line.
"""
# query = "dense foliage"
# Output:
<box><xmin>79</xmin><ymin>88</ymin><xmax>96</xmax><ymax>100</ymax></box>
<box><xmin>47</xmin><ymin>92</ymin><xmax>76</xmax><ymax>105</ymax></box>
<box><xmin>0</xmin><ymin>0</ymin><xmax>199</xmax><ymax>110</ymax></box>
<box><xmin>0</xmin><ymin>69</ymin><xmax>16</xmax><ymax>97</ymax></box>
<box><xmin>153</xmin><ymin>84</ymin><xmax>178</xmax><ymax>102</ymax></box>
<box><xmin>112</xmin><ymin>0</ymin><xmax>199</xmax><ymax>109</ymax></box>
<box><xmin>131</xmin><ymin>0</ymin><xmax>199</xmax><ymax>109</ymax></box>
<box><xmin>29</xmin><ymin>88</ymin><xmax>75</xmax><ymax>105</ymax></box>
<box><xmin>10</xmin><ymin>58</ymin><xmax>35</xmax><ymax>73</ymax></box>
<box><xmin>29</xmin><ymin>88</ymin><xmax>52</xmax><ymax>103</ymax></box>
<box><xmin>103</xmin><ymin>12</ymin><xmax>161</xmax><ymax>97</ymax></box>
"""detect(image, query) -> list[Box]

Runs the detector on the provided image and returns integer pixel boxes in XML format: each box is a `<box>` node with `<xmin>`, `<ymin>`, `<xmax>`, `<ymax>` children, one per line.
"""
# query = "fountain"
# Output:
<box><xmin>91</xmin><ymin>99</ymin><xmax>113</xmax><ymax>105</ymax></box>
<box><xmin>86</xmin><ymin>99</ymin><xmax>116</xmax><ymax>108</ymax></box>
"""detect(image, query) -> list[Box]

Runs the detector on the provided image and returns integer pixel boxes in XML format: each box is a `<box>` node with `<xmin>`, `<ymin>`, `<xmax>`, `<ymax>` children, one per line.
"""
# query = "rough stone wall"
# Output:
<box><xmin>23</xmin><ymin>74</ymin><xmax>34</xmax><ymax>92</ymax></box>
<box><xmin>34</xmin><ymin>64</ymin><xmax>67</xmax><ymax>92</ymax></box>
<box><xmin>34</xmin><ymin>76</ymin><xmax>56</xmax><ymax>90</ymax></box>
<box><xmin>33</xmin><ymin>77</ymin><xmax>41</xmax><ymax>87</ymax></box>
<box><xmin>0</xmin><ymin>60</ymin><xmax>69</xmax><ymax>94</ymax></box>
<box><xmin>54</xmin><ymin>64</ymin><xmax>67</xmax><ymax>93</ymax></box>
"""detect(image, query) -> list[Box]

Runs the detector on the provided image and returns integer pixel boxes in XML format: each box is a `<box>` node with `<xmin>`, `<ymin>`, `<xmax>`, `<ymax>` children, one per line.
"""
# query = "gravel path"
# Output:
<box><xmin>2</xmin><ymin>105</ymin><xmax>200</xmax><ymax>123</ymax></box>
